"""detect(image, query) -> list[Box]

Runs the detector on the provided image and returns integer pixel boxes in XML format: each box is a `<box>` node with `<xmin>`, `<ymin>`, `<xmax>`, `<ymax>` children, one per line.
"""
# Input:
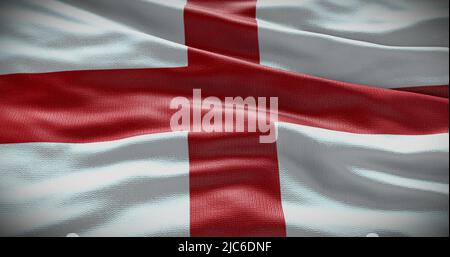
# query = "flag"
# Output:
<box><xmin>0</xmin><ymin>0</ymin><xmax>448</xmax><ymax>236</ymax></box>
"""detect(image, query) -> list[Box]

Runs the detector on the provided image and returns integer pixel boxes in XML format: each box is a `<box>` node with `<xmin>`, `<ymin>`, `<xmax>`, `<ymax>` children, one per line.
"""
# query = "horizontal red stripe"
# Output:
<box><xmin>0</xmin><ymin>50</ymin><xmax>448</xmax><ymax>144</ymax></box>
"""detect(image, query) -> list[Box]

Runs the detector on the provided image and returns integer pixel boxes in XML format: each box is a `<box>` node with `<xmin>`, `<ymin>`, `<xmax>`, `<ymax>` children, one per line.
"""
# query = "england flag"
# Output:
<box><xmin>0</xmin><ymin>0</ymin><xmax>448</xmax><ymax>237</ymax></box>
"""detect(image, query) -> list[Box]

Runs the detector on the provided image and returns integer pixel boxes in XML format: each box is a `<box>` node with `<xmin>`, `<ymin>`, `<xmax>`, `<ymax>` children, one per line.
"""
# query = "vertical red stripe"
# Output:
<box><xmin>189</xmin><ymin>132</ymin><xmax>286</xmax><ymax>236</ymax></box>
<box><xmin>185</xmin><ymin>0</ymin><xmax>260</xmax><ymax>64</ymax></box>
<box><xmin>184</xmin><ymin>0</ymin><xmax>286</xmax><ymax>236</ymax></box>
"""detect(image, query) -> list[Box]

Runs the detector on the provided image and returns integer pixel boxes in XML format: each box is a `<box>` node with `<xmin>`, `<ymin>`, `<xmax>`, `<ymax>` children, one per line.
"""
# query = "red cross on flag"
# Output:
<box><xmin>0</xmin><ymin>0</ymin><xmax>448</xmax><ymax>237</ymax></box>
